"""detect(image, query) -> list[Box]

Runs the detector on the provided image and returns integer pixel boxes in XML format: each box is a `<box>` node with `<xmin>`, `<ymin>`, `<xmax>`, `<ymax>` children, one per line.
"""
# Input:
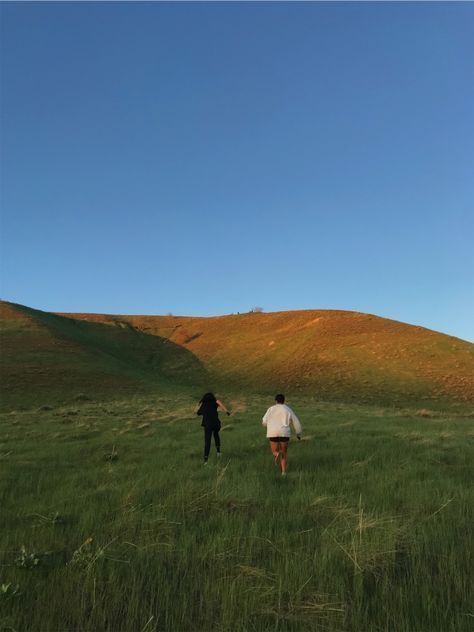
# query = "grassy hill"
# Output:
<box><xmin>65</xmin><ymin>308</ymin><xmax>474</xmax><ymax>407</ymax></box>
<box><xmin>1</xmin><ymin>302</ymin><xmax>473</xmax><ymax>630</ymax></box>
<box><xmin>0</xmin><ymin>302</ymin><xmax>208</xmax><ymax>410</ymax></box>
<box><xmin>1</xmin><ymin>301</ymin><xmax>473</xmax><ymax>410</ymax></box>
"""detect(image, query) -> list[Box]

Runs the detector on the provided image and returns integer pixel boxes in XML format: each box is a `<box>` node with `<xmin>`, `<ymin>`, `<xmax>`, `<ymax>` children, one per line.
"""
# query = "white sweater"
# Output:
<box><xmin>262</xmin><ymin>403</ymin><xmax>302</xmax><ymax>438</ymax></box>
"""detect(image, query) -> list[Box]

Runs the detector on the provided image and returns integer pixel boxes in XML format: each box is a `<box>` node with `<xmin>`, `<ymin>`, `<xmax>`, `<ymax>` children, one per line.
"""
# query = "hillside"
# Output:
<box><xmin>65</xmin><ymin>307</ymin><xmax>474</xmax><ymax>406</ymax></box>
<box><xmin>1</xmin><ymin>301</ymin><xmax>473</xmax><ymax>410</ymax></box>
<box><xmin>0</xmin><ymin>302</ymin><xmax>207</xmax><ymax>410</ymax></box>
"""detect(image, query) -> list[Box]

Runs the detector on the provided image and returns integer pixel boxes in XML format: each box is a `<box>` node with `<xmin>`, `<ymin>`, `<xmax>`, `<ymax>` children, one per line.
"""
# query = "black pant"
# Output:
<box><xmin>203</xmin><ymin>426</ymin><xmax>221</xmax><ymax>459</ymax></box>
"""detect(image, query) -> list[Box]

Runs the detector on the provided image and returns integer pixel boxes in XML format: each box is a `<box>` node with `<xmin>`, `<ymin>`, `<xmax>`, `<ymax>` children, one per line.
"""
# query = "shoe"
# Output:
<box><xmin>217</xmin><ymin>452</ymin><xmax>222</xmax><ymax>458</ymax></box>
<box><xmin>281</xmin><ymin>471</ymin><xmax>287</xmax><ymax>477</ymax></box>
<box><xmin>204</xmin><ymin>460</ymin><xmax>208</xmax><ymax>466</ymax></box>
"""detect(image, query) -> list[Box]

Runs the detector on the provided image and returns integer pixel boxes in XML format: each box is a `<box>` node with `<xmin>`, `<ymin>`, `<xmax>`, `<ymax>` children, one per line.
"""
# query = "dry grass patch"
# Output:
<box><xmin>236</xmin><ymin>564</ymin><xmax>275</xmax><ymax>582</ymax></box>
<box><xmin>395</xmin><ymin>431</ymin><xmax>424</xmax><ymax>442</ymax></box>
<box><xmin>351</xmin><ymin>454</ymin><xmax>376</xmax><ymax>468</ymax></box>
<box><xmin>260</xmin><ymin>591</ymin><xmax>345</xmax><ymax>628</ymax></box>
<box><xmin>437</xmin><ymin>432</ymin><xmax>453</xmax><ymax>440</ymax></box>
<box><xmin>228</xmin><ymin>398</ymin><xmax>248</xmax><ymax>413</ymax></box>
<box><xmin>416</xmin><ymin>408</ymin><xmax>436</xmax><ymax>418</ymax></box>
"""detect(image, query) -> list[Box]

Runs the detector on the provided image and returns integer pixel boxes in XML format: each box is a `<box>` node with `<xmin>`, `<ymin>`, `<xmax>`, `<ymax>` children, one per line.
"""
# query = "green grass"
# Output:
<box><xmin>0</xmin><ymin>303</ymin><xmax>209</xmax><ymax>411</ymax></box>
<box><xmin>1</xmin><ymin>394</ymin><xmax>473</xmax><ymax>631</ymax></box>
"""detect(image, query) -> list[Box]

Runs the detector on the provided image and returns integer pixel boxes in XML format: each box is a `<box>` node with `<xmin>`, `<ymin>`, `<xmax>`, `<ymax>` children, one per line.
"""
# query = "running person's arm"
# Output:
<box><xmin>216</xmin><ymin>399</ymin><xmax>231</xmax><ymax>416</ymax></box>
<box><xmin>290</xmin><ymin>408</ymin><xmax>302</xmax><ymax>439</ymax></box>
<box><xmin>195</xmin><ymin>402</ymin><xmax>203</xmax><ymax>415</ymax></box>
<box><xmin>262</xmin><ymin>408</ymin><xmax>270</xmax><ymax>427</ymax></box>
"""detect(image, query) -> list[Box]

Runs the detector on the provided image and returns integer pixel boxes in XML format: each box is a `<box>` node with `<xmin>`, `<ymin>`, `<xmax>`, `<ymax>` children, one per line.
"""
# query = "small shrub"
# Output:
<box><xmin>104</xmin><ymin>445</ymin><xmax>118</xmax><ymax>461</ymax></box>
<box><xmin>73</xmin><ymin>393</ymin><xmax>91</xmax><ymax>402</ymax></box>
<box><xmin>0</xmin><ymin>583</ymin><xmax>21</xmax><ymax>600</ymax></box>
<box><xmin>69</xmin><ymin>538</ymin><xmax>101</xmax><ymax>569</ymax></box>
<box><xmin>68</xmin><ymin>537</ymin><xmax>116</xmax><ymax>571</ymax></box>
<box><xmin>15</xmin><ymin>546</ymin><xmax>40</xmax><ymax>569</ymax></box>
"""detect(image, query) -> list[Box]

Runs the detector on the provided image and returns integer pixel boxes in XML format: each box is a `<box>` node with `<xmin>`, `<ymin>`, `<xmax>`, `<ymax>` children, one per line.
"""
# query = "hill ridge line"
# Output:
<box><xmin>1</xmin><ymin>300</ymin><xmax>473</xmax><ymax>408</ymax></box>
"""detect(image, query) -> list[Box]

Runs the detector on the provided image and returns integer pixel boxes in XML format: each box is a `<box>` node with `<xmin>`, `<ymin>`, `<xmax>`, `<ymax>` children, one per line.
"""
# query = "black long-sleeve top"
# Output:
<box><xmin>197</xmin><ymin>400</ymin><xmax>221</xmax><ymax>429</ymax></box>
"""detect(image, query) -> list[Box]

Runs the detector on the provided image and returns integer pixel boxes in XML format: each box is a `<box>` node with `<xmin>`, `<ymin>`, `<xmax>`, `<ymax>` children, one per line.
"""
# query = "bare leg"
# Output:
<box><xmin>269</xmin><ymin>440</ymin><xmax>280</xmax><ymax>466</ymax></box>
<box><xmin>279</xmin><ymin>441</ymin><xmax>288</xmax><ymax>473</ymax></box>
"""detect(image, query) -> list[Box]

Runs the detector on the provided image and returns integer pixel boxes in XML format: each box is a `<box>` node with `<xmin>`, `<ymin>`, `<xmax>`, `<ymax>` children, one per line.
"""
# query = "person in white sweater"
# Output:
<box><xmin>262</xmin><ymin>394</ymin><xmax>302</xmax><ymax>476</ymax></box>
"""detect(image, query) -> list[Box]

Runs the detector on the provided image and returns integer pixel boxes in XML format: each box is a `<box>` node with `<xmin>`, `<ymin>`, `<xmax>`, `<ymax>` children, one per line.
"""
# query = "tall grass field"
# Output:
<box><xmin>1</xmin><ymin>393</ymin><xmax>472</xmax><ymax>631</ymax></box>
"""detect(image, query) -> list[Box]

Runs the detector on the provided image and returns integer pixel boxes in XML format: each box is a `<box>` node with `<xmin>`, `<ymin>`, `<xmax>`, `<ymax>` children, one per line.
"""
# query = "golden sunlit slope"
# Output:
<box><xmin>65</xmin><ymin>309</ymin><xmax>474</xmax><ymax>406</ymax></box>
<box><xmin>0</xmin><ymin>302</ymin><xmax>207</xmax><ymax>410</ymax></box>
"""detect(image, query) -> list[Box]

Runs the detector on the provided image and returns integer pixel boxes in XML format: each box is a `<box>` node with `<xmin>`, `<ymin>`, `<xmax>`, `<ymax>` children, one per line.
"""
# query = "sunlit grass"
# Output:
<box><xmin>1</xmin><ymin>394</ymin><xmax>473</xmax><ymax>631</ymax></box>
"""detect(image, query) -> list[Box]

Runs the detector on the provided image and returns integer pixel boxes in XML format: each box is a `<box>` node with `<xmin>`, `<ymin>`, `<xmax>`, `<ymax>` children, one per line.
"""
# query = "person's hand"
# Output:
<box><xmin>297</xmin><ymin>434</ymin><xmax>301</xmax><ymax>440</ymax></box>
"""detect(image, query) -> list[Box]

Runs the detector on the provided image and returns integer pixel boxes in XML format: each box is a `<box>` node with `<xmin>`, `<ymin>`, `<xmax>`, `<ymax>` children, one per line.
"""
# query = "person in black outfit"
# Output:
<box><xmin>196</xmin><ymin>392</ymin><xmax>230</xmax><ymax>464</ymax></box>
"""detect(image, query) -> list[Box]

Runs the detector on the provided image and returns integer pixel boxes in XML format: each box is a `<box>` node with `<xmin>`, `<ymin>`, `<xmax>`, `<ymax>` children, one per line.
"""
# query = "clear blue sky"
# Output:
<box><xmin>1</xmin><ymin>2</ymin><xmax>473</xmax><ymax>341</ymax></box>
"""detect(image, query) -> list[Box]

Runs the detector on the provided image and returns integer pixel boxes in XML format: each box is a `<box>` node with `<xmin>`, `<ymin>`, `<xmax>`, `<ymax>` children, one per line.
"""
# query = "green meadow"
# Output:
<box><xmin>1</xmin><ymin>393</ymin><xmax>472</xmax><ymax>631</ymax></box>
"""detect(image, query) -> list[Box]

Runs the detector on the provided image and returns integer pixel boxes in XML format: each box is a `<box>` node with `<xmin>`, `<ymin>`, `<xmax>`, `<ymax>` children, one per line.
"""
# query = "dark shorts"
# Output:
<box><xmin>268</xmin><ymin>436</ymin><xmax>289</xmax><ymax>443</ymax></box>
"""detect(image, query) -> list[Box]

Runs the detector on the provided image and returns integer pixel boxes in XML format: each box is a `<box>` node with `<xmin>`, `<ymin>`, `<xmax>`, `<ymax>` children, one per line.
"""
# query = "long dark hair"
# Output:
<box><xmin>200</xmin><ymin>392</ymin><xmax>216</xmax><ymax>403</ymax></box>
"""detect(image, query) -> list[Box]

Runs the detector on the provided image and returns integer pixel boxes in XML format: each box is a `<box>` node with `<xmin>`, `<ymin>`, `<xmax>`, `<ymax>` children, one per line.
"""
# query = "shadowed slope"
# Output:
<box><xmin>0</xmin><ymin>302</ymin><xmax>208</xmax><ymax>410</ymax></box>
<box><xmin>65</xmin><ymin>309</ymin><xmax>474</xmax><ymax>406</ymax></box>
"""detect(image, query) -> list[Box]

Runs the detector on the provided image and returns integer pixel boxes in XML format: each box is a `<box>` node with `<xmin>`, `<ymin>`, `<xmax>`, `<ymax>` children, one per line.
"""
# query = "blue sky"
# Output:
<box><xmin>1</xmin><ymin>2</ymin><xmax>473</xmax><ymax>341</ymax></box>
